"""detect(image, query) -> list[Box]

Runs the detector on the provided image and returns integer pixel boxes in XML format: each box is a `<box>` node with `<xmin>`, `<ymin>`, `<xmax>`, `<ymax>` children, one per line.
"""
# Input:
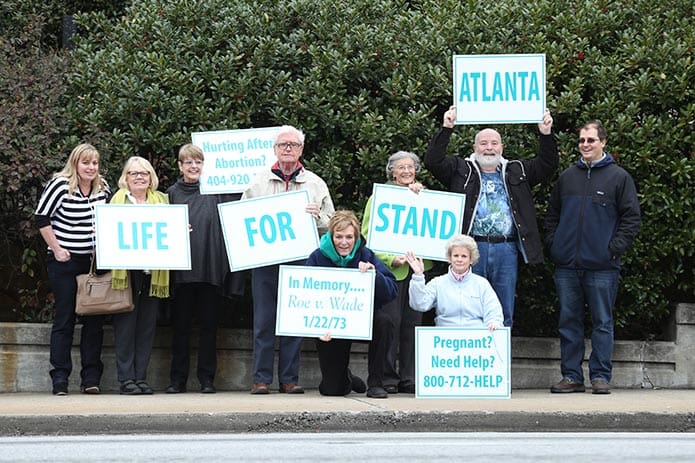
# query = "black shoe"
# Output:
<box><xmin>366</xmin><ymin>386</ymin><xmax>388</xmax><ymax>399</ymax></box>
<box><xmin>200</xmin><ymin>381</ymin><xmax>216</xmax><ymax>394</ymax></box>
<box><xmin>398</xmin><ymin>383</ymin><xmax>415</xmax><ymax>394</ymax></box>
<box><xmin>348</xmin><ymin>369</ymin><xmax>366</xmax><ymax>394</ymax></box>
<box><xmin>136</xmin><ymin>380</ymin><xmax>154</xmax><ymax>395</ymax></box>
<box><xmin>383</xmin><ymin>384</ymin><xmax>398</xmax><ymax>394</ymax></box>
<box><xmin>80</xmin><ymin>385</ymin><xmax>101</xmax><ymax>394</ymax></box>
<box><xmin>120</xmin><ymin>380</ymin><xmax>142</xmax><ymax>395</ymax></box>
<box><xmin>52</xmin><ymin>382</ymin><xmax>68</xmax><ymax>396</ymax></box>
<box><xmin>165</xmin><ymin>383</ymin><xmax>187</xmax><ymax>394</ymax></box>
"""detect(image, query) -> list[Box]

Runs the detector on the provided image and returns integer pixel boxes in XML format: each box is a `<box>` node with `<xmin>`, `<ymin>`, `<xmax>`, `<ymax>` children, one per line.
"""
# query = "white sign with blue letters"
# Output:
<box><xmin>94</xmin><ymin>204</ymin><xmax>191</xmax><ymax>270</ymax></box>
<box><xmin>452</xmin><ymin>54</ymin><xmax>546</xmax><ymax>125</ymax></box>
<box><xmin>192</xmin><ymin>126</ymin><xmax>281</xmax><ymax>194</ymax></box>
<box><xmin>365</xmin><ymin>183</ymin><xmax>465</xmax><ymax>262</ymax></box>
<box><xmin>416</xmin><ymin>327</ymin><xmax>511</xmax><ymax>398</ymax></box>
<box><xmin>218</xmin><ymin>190</ymin><xmax>319</xmax><ymax>271</ymax></box>
<box><xmin>276</xmin><ymin>265</ymin><xmax>375</xmax><ymax>340</ymax></box>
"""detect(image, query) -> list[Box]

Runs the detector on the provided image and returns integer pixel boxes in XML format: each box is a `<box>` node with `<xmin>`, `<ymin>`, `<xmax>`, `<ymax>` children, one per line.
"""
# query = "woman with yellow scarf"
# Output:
<box><xmin>110</xmin><ymin>156</ymin><xmax>169</xmax><ymax>395</ymax></box>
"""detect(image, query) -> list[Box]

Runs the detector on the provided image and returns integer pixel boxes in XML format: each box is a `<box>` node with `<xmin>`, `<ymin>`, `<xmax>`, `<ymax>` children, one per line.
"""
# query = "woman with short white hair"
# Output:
<box><xmin>406</xmin><ymin>234</ymin><xmax>503</xmax><ymax>330</ymax></box>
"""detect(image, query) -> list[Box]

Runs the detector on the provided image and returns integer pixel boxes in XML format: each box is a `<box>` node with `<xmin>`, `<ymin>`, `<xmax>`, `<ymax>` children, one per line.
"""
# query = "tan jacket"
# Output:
<box><xmin>242</xmin><ymin>167</ymin><xmax>334</xmax><ymax>235</ymax></box>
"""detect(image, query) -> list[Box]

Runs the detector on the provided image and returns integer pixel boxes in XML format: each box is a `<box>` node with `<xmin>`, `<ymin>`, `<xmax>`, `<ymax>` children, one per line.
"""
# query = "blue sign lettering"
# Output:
<box><xmin>116</xmin><ymin>221</ymin><xmax>168</xmax><ymax>250</ymax></box>
<box><xmin>244</xmin><ymin>212</ymin><xmax>296</xmax><ymax>246</ymax></box>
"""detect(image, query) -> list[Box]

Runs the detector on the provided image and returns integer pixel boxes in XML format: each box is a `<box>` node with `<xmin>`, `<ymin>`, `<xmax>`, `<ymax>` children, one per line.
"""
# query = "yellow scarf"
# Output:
<box><xmin>109</xmin><ymin>188</ymin><xmax>170</xmax><ymax>298</ymax></box>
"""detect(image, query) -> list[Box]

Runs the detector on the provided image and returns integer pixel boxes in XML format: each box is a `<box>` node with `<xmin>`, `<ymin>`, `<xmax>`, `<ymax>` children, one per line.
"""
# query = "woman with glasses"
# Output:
<box><xmin>109</xmin><ymin>156</ymin><xmax>169</xmax><ymax>395</ymax></box>
<box><xmin>165</xmin><ymin>144</ymin><xmax>243</xmax><ymax>394</ymax></box>
<box><xmin>34</xmin><ymin>144</ymin><xmax>111</xmax><ymax>395</ymax></box>
<box><xmin>360</xmin><ymin>151</ymin><xmax>433</xmax><ymax>394</ymax></box>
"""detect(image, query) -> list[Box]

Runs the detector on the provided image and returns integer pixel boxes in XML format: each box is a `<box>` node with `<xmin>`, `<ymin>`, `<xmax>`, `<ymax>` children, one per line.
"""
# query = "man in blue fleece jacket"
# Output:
<box><xmin>545</xmin><ymin>121</ymin><xmax>641</xmax><ymax>395</ymax></box>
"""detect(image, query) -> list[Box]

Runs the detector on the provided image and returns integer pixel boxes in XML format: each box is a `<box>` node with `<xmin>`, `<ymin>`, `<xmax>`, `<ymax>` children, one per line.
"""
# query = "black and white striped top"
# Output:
<box><xmin>34</xmin><ymin>176</ymin><xmax>111</xmax><ymax>256</ymax></box>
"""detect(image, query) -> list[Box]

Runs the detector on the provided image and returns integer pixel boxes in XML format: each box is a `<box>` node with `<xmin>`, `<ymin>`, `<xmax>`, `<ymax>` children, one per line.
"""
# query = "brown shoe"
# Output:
<box><xmin>550</xmin><ymin>377</ymin><xmax>586</xmax><ymax>393</ymax></box>
<box><xmin>591</xmin><ymin>379</ymin><xmax>611</xmax><ymax>395</ymax></box>
<box><xmin>251</xmin><ymin>382</ymin><xmax>269</xmax><ymax>395</ymax></box>
<box><xmin>279</xmin><ymin>383</ymin><xmax>305</xmax><ymax>394</ymax></box>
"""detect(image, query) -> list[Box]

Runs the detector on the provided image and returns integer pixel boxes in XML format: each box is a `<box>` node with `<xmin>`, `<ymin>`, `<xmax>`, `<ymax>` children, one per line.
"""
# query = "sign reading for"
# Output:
<box><xmin>218</xmin><ymin>190</ymin><xmax>319</xmax><ymax>271</ymax></box>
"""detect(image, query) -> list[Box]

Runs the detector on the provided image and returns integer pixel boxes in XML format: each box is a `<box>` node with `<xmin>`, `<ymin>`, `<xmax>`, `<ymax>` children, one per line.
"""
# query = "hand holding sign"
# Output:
<box><xmin>443</xmin><ymin>105</ymin><xmax>456</xmax><ymax>128</ymax></box>
<box><xmin>538</xmin><ymin>108</ymin><xmax>553</xmax><ymax>135</ymax></box>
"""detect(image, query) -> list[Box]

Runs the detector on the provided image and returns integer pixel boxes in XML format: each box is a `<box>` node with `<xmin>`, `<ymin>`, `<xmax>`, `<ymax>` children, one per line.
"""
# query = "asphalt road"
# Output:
<box><xmin>2</xmin><ymin>432</ymin><xmax>695</xmax><ymax>462</ymax></box>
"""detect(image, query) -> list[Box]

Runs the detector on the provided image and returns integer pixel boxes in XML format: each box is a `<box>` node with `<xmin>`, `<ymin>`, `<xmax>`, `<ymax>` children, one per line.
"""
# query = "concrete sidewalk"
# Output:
<box><xmin>2</xmin><ymin>389</ymin><xmax>694</xmax><ymax>435</ymax></box>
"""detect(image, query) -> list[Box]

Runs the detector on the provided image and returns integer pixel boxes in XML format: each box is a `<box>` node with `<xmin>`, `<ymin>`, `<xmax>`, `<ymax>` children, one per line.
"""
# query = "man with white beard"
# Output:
<box><xmin>424</xmin><ymin>106</ymin><xmax>557</xmax><ymax>329</ymax></box>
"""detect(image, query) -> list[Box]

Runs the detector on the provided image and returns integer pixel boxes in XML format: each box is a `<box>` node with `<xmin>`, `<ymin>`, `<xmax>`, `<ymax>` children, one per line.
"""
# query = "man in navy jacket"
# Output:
<box><xmin>545</xmin><ymin>121</ymin><xmax>641</xmax><ymax>395</ymax></box>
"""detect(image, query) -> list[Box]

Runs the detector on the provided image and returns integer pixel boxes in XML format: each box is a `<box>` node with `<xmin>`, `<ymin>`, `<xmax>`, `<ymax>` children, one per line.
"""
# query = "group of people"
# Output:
<box><xmin>35</xmin><ymin>106</ymin><xmax>640</xmax><ymax>398</ymax></box>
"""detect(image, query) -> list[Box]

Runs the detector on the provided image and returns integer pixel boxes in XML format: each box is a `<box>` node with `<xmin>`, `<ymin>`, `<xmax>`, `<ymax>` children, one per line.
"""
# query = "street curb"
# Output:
<box><xmin>2</xmin><ymin>411</ymin><xmax>695</xmax><ymax>436</ymax></box>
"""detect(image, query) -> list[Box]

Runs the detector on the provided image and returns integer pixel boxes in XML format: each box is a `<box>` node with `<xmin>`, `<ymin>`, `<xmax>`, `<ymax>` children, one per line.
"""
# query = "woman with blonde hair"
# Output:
<box><xmin>306</xmin><ymin>210</ymin><xmax>398</xmax><ymax>398</ymax></box>
<box><xmin>35</xmin><ymin>143</ymin><xmax>111</xmax><ymax>395</ymax></box>
<box><xmin>109</xmin><ymin>156</ymin><xmax>169</xmax><ymax>395</ymax></box>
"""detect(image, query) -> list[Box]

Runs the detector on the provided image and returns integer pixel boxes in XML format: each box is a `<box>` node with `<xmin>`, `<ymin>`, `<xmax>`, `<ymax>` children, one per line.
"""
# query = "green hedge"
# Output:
<box><xmin>5</xmin><ymin>0</ymin><xmax>694</xmax><ymax>337</ymax></box>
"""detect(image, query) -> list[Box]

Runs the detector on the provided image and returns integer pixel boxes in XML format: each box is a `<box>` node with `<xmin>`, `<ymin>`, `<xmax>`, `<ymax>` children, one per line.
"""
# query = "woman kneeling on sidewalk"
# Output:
<box><xmin>305</xmin><ymin>210</ymin><xmax>398</xmax><ymax>398</ymax></box>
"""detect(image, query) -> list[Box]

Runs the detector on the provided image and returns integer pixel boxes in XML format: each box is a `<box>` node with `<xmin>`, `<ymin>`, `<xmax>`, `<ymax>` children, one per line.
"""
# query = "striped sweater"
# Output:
<box><xmin>34</xmin><ymin>176</ymin><xmax>111</xmax><ymax>255</ymax></box>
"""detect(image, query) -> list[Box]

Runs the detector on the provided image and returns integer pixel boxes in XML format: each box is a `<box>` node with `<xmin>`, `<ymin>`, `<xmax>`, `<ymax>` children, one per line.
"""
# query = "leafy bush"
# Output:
<box><xmin>0</xmin><ymin>1</ymin><xmax>129</xmax><ymax>48</ymax></box>
<box><xmin>6</xmin><ymin>0</ymin><xmax>694</xmax><ymax>338</ymax></box>
<box><xmin>0</xmin><ymin>16</ymin><xmax>72</xmax><ymax>321</ymax></box>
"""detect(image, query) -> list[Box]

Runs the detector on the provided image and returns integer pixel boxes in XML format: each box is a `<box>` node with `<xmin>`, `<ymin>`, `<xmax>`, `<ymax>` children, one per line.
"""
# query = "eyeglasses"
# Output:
<box><xmin>276</xmin><ymin>142</ymin><xmax>303</xmax><ymax>150</ymax></box>
<box><xmin>395</xmin><ymin>165</ymin><xmax>416</xmax><ymax>172</ymax></box>
<box><xmin>127</xmin><ymin>171</ymin><xmax>150</xmax><ymax>178</ymax></box>
<box><xmin>182</xmin><ymin>159</ymin><xmax>203</xmax><ymax>166</ymax></box>
<box><xmin>578</xmin><ymin>137</ymin><xmax>599</xmax><ymax>144</ymax></box>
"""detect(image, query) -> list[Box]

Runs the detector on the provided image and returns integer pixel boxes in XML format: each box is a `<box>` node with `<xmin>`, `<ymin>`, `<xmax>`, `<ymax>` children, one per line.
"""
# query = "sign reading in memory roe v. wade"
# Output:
<box><xmin>416</xmin><ymin>327</ymin><xmax>511</xmax><ymax>399</ymax></box>
<box><xmin>276</xmin><ymin>266</ymin><xmax>375</xmax><ymax>340</ymax></box>
<box><xmin>94</xmin><ymin>204</ymin><xmax>191</xmax><ymax>270</ymax></box>
<box><xmin>218</xmin><ymin>190</ymin><xmax>320</xmax><ymax>271</ymax></box>
<box><xmin>191</xmin><ymin>126</ymin><xmax>281</xmax><ymax>194</ymax></box>
<box><xmin>453</xmin><ymin>54</ymin><xmax>546</xmax><ymax>125</ymax></box>
<box><xmin>366</xmin><ymin>184</ymin><xmax>465</xmax><ymax>262</ymax></box>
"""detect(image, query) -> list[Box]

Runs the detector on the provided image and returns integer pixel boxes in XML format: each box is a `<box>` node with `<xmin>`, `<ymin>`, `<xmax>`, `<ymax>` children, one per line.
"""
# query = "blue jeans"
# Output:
<box><xmin>472</xmin><ymin>241</ymin><xmax>518</xmax><ymax>327</ymax></box>
<box><xmin>251</xmin><ymin>264</ymin><xmax>303</xmax><ymax>385</ymax></box>
<box><xmin>46</xmin><ymin>255</ymin><xmax>105</xmax><ymax>387</ymax></box>
<box><xmin>555</xmin><ymin>268</ymin><xmax>619</xmax><ymax>383</ymax></box>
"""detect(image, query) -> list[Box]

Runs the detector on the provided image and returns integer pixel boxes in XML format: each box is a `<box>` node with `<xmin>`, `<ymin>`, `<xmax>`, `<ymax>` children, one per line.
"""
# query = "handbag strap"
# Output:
<box><xmin>89</xmin><ymin>252</ymin><xmax>97</xmax><ymax>276</ymax></box>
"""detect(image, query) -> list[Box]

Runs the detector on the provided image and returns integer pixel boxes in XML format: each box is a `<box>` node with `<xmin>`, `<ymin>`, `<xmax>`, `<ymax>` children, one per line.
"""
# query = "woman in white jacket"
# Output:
<box><xmin>406</xmin><ymin>234</ymin><xmax>503</xmax><ymax>330</ymax></box>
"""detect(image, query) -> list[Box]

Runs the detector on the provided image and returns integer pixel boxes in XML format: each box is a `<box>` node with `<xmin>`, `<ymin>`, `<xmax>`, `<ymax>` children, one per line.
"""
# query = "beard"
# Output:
<box><xmin>475</xmin><ymin>152</ymin><xmax>501</xmax><ymax>170</ymax></box>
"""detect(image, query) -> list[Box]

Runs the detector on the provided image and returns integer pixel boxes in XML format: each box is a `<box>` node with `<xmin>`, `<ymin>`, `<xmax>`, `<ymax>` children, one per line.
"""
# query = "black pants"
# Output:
<box><xmin>383</xmin><ymin>277</ymin><xmax>421</xmax><ymax>388</ymax></box>
<box><xmin>315</xmin><ymin>309</ymin><xmax>394</xmax><ymax>395</ymax></box>
<box><xmin>169</xmin><ymin>283</ymin><xmax>220</xmax><ymax>385</ymax></box>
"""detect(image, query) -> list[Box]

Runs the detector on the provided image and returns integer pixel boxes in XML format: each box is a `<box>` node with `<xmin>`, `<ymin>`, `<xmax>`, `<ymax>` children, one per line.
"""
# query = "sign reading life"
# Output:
<box><xmin>366</xmin><ymin>184</ymin><xmax>465</xmax><ymax>262</ymax></box>
<box><xmin>453</xmin><ymin>53</ymin><xmax>546</xmax><ymax>125</ymax></box>
<box><xmin>94</xmin><ymin>204</ymin><xmax>191</xmax><ymax>270</ymax></box>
